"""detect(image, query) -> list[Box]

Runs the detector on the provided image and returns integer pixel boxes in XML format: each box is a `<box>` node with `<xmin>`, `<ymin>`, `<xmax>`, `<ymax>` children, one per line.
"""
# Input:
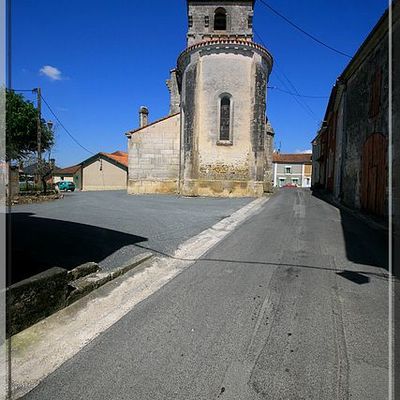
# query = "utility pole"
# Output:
<box><xmin>33</xmin><ymin>87</ymin><xmax>42</xmax><ymax>189</ymax></box>
<box><xmin>33</xmin><ymin>87</ymin><xmax>42</xmax><ymax>161</ymax></box>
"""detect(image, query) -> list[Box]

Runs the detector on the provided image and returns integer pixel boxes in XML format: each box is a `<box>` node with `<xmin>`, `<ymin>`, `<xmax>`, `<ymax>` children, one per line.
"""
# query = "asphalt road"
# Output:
<box><xmin>10</xmin><ymin>191</ymin><xmax>252</xmax><ymax>283</ymax></box>
<box><xmin>21</xmin><ymin>189</ymin><xmax>389</xmax><ymax>400</ymax></box>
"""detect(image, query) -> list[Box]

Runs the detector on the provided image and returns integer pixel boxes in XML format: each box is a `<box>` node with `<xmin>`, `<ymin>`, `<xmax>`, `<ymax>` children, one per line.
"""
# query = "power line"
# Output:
<box><xmin>40</xmin><ymin>95</ymin><xmax>95</xmax><ymax>155</ymax></box>
<box><xmin>257</xmin><ymin>0</ymin><xmax>353</xmax><ymax>59</ymax></box>
<box><xmin>254</xmin><ymin>30</ymin><xmax>319</xmax><ymax>122</ymax></box>
<box><xmin>268</xmin><ymin>86</ymin><xmax>328</xmax><ymax>99</ymax></box>
<box><xmin>13</xmin><ymin>89</ymin><xmax>96</xmax><ymax>156</ymax></box>
<box><xmin>274</xmin><ymin>66</ymin><xmax>319</xmax><ymax>121</ymax></box>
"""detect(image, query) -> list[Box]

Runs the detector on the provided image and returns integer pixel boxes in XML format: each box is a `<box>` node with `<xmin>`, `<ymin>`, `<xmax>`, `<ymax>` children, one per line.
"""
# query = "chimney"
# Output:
<box><xmin>139</xmin><ymin>106</ymin><xmax>149</xmax><ymax>128</ymax></box>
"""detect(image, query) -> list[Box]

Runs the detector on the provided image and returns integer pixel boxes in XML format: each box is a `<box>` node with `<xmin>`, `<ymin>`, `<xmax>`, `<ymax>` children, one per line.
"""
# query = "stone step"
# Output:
<box><xmin>68</xmin><ymin>262</ymin><xmax>100</xmax><ymax>281</ymax></box>
<box><xmin>67</xmin><ymin>252</ymin><xmax>153</xmax><ymax>305</ymax></box>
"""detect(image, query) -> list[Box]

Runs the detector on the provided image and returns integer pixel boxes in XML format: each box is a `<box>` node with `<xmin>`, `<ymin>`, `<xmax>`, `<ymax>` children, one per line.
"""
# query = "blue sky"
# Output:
<box><xmin>12</xmin><ymin>0</ymin><xmax>388</xmax><ymax>167</ymax></box>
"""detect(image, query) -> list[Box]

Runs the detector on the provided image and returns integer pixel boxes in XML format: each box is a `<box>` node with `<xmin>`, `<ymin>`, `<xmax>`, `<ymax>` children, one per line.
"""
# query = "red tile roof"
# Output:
<box><xmin>272</xmin><ymin>153</ymin><xmax>312</xmax><ymax>164</ymax></box>
<box><xmin>53</xmin><ymin>164</ymin><xmax>81</xmax><ymax>175</ymax></box>
<box><xmin>100</xmin><ymin>151</ymin><xmax>128</xmax><ymax>168</ymax></box>
<box><xmin>54</xmin><ymin>151</ymin><xmax>128</xmax><ymax>175</ymax></box>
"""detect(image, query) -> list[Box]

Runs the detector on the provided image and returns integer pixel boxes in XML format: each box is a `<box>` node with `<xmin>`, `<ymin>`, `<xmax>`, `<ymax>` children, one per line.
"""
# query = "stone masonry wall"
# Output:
<box><xmin>128</xmin><ymin>114</ymin><xmax>181</xmax><ymax>194</ymax></box>
<box><xmin>197</xmin><ymin>52</ymin><xmax>253</xmax><ymax>181</ymax></box>
<box><xmin>341</xmin><ymin>29</ymin><xmax>389</xmax><ymax>210</ymax></box>
<box><xmin>166</xmin><ymin>69</ymin><xmax>180</xmax><ymax>115</ymax></box>
<box><xmin>187</xmin><ymin>1</ymin><xmax>253</xmax><ymax>45</ymax></box>
<box><xmin>264</xmin><ymin>129</ymin><xmax>274</xmax><ymax>191</ymax></box>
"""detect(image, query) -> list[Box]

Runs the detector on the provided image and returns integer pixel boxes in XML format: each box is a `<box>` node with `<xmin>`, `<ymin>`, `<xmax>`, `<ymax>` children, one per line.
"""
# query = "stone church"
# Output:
<box><xmin>126</xmin><ymin>0</ymin><xmax>275</xmax><ymax>197</ymax></box>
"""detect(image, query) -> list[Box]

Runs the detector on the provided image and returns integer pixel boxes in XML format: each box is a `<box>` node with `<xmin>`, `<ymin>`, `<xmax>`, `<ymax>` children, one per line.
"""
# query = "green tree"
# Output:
<box><xmin>6</xmin><ymin>90</ymin><xmax>54</xmax><ymax>161</ymax></box>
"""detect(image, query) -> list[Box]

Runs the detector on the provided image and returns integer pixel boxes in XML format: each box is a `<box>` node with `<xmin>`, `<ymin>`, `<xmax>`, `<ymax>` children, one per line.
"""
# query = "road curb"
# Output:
<box><xmin>67</xmin><ymin>252</ymin><xmax>153</xmax><ymax>305</ymax></box>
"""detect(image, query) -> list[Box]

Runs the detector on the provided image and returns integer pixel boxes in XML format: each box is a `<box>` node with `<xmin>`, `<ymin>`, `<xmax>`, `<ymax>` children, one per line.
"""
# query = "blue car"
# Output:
<box><xmin>56</xmin><ymin>181</ymin><xmax>76</xmax><ymax>192</ymax></box>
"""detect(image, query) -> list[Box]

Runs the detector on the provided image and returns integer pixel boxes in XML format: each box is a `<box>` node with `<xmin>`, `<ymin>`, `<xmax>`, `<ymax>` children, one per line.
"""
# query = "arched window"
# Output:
<box><xmin>214</xmin><ymin>8</ymin><xmax>227</xmax><ymax>31</ymax></box>
<box><xmin>219</xmin><ymin>96</ymin><xmax>231</xmax><ymax>141</ymax></box>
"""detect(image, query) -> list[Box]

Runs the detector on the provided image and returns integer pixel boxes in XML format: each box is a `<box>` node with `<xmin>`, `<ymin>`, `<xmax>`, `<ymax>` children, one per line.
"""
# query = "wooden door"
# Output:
<box><xmin>361</xmin><ymin>133</ymin><xmax>387</xmax><ymax>216</ymax></box>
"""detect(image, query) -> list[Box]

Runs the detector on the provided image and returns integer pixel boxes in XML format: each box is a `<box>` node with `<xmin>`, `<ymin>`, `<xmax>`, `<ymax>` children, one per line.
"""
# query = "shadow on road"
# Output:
<box><xmin>339</xmin><ymin>209</ymin><xmax>388</xmax><ymax>270</ymax></box>
<box><xmin>311</xmin><ymin>191</ymin><xmax>388</xmax><ymax>271</ymax></box>
<box><xmin>132</xmin><ymin>244</ymin><xmax>388</xmax><ymax>282</ymax></box>
<box><xmin>9</xmin><ymin>213</ymin><xmax>148</xmax><ymax>285</ymax></box>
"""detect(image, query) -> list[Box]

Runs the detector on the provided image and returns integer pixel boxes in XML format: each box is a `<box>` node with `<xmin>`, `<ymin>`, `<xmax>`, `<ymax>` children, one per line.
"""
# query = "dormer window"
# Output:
<box><xmin>214</xmin><ymin>8</ymin><xmax>227</xmax><ymax>31</ymax></box>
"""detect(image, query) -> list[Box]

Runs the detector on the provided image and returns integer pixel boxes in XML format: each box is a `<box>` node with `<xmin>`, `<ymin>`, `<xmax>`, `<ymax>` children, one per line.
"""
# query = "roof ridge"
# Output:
<box><xmin>126</xmin><ymin>112</ymin><xmax>180</xmax><ymax>136</ymax></box>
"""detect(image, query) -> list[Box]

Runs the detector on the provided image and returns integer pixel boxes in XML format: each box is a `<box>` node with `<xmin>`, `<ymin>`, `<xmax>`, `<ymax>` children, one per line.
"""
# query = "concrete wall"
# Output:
<box><xmin>128</xmin><ymin>113</ymin><xmax>180</xmax><ymax>194</ymax></box>
<box><xmin>187</xmin><ymin>1</ymin><xmax>253</xmax><ymax>46</ymax></box>
<box><xmin>83</xmin><ymin>159</ymin><xmax>127</xmax><ymax>191</ymax></box>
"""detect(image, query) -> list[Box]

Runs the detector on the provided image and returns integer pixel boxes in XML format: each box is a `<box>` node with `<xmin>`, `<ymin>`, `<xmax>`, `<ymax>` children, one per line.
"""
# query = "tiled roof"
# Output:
<box><xmin>53</xmin><ymin>164</ymin><xmax>81</xmax><ymax>175</ymax></box>
<box><xmin>54</xmin><ymin>151</ymin><xmax>128</xmax><ymax>174</ymax></box>
<box><xmin>272</xmin><ymin>153</ymin><xmax>312</xmax><ymax>164</ymax></box>
<box><xmin>100</xmin><ymin>151</ymin><xmax>128</xmax><ymax>168</ymax></box>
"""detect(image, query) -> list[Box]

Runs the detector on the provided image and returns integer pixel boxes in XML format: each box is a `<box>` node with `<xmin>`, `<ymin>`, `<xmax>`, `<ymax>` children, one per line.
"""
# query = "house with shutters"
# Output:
<box><xmin>272</xmin><ymin>153</ymin><xmax>312</xmax><ymax>188</ymax></box>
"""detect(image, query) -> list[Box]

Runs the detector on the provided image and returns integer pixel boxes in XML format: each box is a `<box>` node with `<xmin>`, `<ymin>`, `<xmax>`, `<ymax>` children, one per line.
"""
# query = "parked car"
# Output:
<box><xmin>56</xmin><ymin>181</ymin><xmax>76</xmax><ymax>192</ymax></box>
<box><xmin>282</xmin><ymin>183</ymin><xmax>298</xmax><ymax>188</ymax></box>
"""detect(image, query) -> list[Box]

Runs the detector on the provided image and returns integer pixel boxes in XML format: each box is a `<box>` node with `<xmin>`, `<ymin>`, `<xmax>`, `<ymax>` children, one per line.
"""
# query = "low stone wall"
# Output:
<box><xmin>6</xmin><ymin>253</ymin><xmax>153</xmax><ymax>337</ymax></box>
<box><xmin>7</xmin><ymin>267</ymin><xmax>69</xmax><ymax>337</ymax></box>
<box><xmin>127</xmin><ymin>179</ymin><xmax>178</xmax><ymax>195</ymax></box>
<box><xmin>181</xmin><ymin>179</ymin><xmax>264</xmax><ymax>197</ymax></box>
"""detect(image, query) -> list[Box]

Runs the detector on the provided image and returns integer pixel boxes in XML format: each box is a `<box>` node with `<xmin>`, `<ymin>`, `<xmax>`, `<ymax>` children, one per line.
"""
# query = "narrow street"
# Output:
<box><xmin>21</xmin><ymin>189</ymin><xmax>389</xmax><ymax>400</ymax></box>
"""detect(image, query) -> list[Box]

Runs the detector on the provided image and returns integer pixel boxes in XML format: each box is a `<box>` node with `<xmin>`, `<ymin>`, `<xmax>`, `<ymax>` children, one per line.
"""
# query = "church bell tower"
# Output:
<box><xmin>177</xmin><ymin>0</ymin><xmax>274</xmax><ymax>197</ymax></box>
<box><xmin>186</xmin><ymin>0</ymin><xmax>255</xmax><ymax>46</ymax></box>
